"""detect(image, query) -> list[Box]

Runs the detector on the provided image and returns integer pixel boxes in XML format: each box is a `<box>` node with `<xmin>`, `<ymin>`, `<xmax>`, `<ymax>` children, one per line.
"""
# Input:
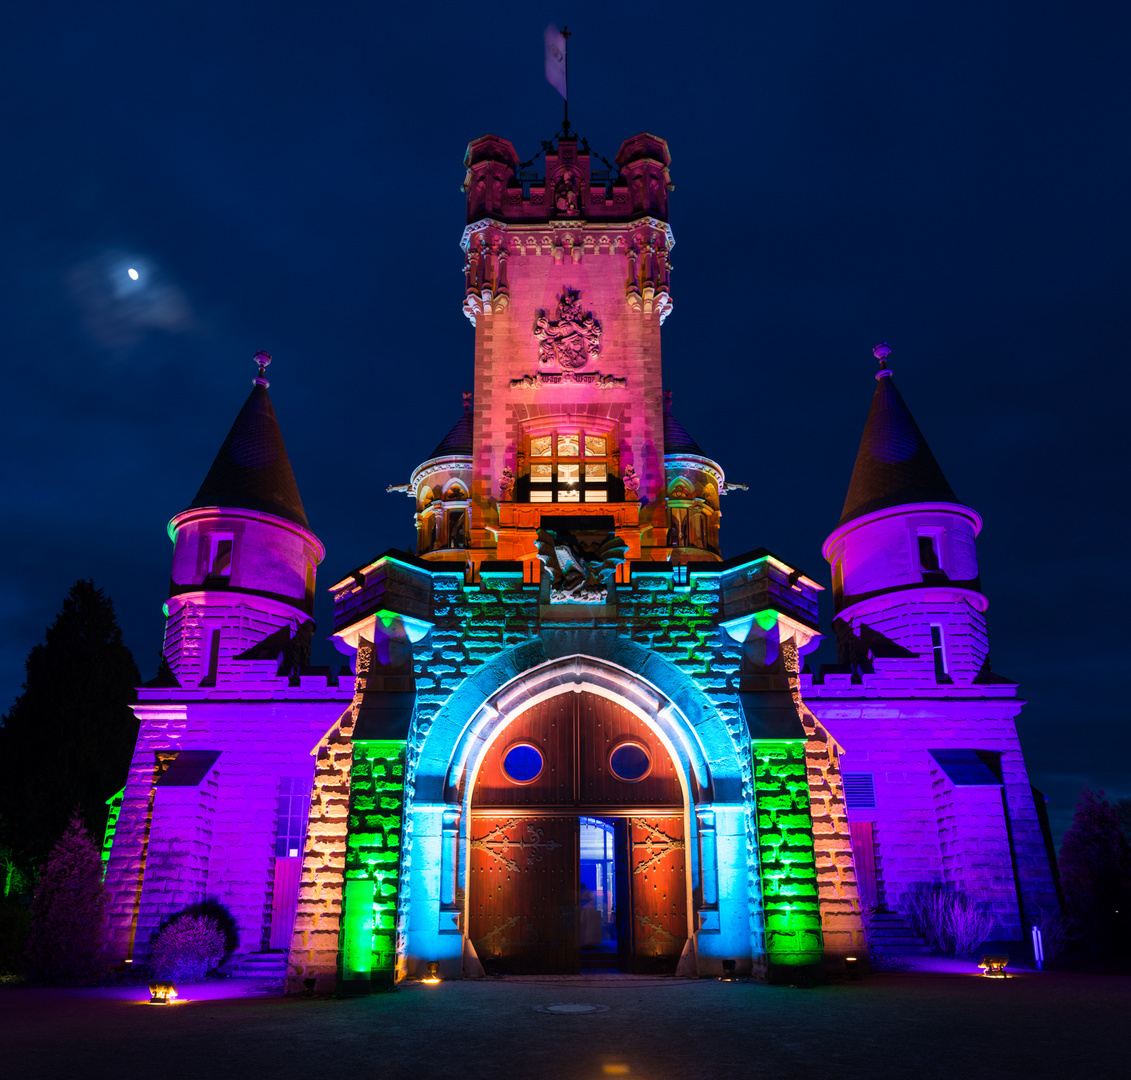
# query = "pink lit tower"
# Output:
<box><xmin>803</xmin><ymin>344</ymin><xmax>1060</xmax><ymax>946</ymax></box>
<box><xmin>102</xmin><ymin>353</ymin><xmax>353</xmax><ymax>970</ymax></box>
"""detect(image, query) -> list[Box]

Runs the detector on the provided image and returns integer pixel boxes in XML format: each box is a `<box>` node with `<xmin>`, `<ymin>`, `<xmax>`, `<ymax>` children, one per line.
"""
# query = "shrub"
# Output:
<box><xmin>175</xmin><ymin>899</ymin><xmax>238</xmax><ymax>958</ymax></box>
<box><xmin>946</xmin><ymin>891</ymin><xmax>996</xmax><ymax>956</ymax></box>
<box><xmin>904</xmin><ymin>883</ymin><xmax>994</xmax><ymax>957</ymax></box>
<box><xmin>22</xmin><ymin>811</ymin><xmax>106</xmax><ymax>983</ymax></box>
<box><xmin>148</xmin><ymin>914</ymin><xmax>225</xmax><ymax>981</ymax></box>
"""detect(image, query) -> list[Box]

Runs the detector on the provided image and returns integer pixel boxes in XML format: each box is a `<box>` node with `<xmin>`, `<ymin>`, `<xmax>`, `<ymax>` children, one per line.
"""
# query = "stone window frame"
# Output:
<box><xmin>518</xmin><ymin>418</ymin><xmax>619</xmax><ymax>504</ymax></box>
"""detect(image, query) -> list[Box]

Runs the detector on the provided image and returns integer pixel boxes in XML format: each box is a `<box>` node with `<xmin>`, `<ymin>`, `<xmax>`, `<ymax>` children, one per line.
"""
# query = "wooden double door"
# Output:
<box><xmin>468</xmin><ymin>692</ymin><xmax>688</xmax><ymax>974</ymax></box>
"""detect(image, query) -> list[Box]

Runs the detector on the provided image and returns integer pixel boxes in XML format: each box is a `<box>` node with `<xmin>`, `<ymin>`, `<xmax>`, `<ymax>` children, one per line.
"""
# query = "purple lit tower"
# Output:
<box><xmin>102</xmin><ymin>354</ymin><xmax>354</xmax><ymax>973</ymax></box>
<box><xmin>803</xmin><ymin>345</ymin><xmax>1060</xmax><ymax>942</ymax></box>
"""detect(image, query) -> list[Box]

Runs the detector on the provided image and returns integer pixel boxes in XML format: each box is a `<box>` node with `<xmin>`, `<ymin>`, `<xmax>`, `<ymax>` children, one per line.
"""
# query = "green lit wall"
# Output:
<box><xmin>100</xmin><ymin>786</ymin><xmax>125</xmax><ymax>879</ymax></box>
<box><xmin>340</xmin><ymin>740</ymin><xmax>406</xmax><ymax>988</ymax></box>
<box><xmin>751</xmin><ymin>739</ymin><xmax>824</xmax><ymax>968</ymax></box>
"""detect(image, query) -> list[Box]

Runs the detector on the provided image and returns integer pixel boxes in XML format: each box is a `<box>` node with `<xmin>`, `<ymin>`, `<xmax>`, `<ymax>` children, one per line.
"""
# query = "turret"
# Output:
<box><xmin>663</xmin><ymin>392</ymin><xmax>724</xmax><ymax>562</ymax></box>
<box><xmin>821</xmin><ymin>345</ymin><xmax>989</xmax><ymax>685</ymax></box>
<box><xmin>162</xmin><ymin>352</ymin><xmax>324</xmax><ymax>686</ymax></box>
<box><xmin>404</xmin><ymin>393</ymin><xmax>473</xmax><ymax>562</ymax></box>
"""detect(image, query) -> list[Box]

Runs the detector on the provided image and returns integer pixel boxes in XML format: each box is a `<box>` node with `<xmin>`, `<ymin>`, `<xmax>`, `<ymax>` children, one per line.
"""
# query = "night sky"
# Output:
<box><xmin>3</xmin><ymin>3</ymin><xmax>1127</xmax><ymax>843</ymax></box>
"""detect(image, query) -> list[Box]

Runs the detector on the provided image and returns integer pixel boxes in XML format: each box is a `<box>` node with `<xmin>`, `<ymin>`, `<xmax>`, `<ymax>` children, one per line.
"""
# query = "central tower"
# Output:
<box><xmin>434</xmin><ymin>132</ymin><xmax>722</xmax><ymax>570</ymax></box>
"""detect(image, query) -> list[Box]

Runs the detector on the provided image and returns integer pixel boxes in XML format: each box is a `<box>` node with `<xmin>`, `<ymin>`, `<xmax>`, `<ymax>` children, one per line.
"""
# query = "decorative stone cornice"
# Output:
<box><xmin>664</xmin><ymin>453</ymin><xmax>725</xmax><ymax>490</ymax></box>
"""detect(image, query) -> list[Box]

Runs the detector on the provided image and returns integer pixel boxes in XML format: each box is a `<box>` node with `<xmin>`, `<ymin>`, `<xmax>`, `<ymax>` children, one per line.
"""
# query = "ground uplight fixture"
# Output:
<box><xmin>148</xmin><ymin>982</ymin><xmax>178</xmax><ymax>1004</ymax></box>
<box><xmin>719</xmin><ymin>959</ymin><xmax>737</xmax><ymax>981</ymax></box>
<box><xmin>978</xmin><ymin>955</ymin><xmax>1010</xmax><ymax>978</ymax></box>
<box><xmin>422</xmin><ymin>960</ymin><xmax>441</xmax><ymax>984</ymax></box>
<box><xmin>845</xmin><ymin>956</ymin><xmax>861</xmax><ymax>980</ymax></box>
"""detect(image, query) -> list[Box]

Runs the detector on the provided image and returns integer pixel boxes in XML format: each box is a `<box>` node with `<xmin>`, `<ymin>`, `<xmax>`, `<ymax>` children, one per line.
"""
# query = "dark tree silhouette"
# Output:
<box><xmin>22</xmin><ymin>811</ymin><xmax>107</xmax><ymax>983</ymax></box>
<box><xmin>1116</xmin><ymin>797</ymin><xmax>1131</xmax><ymax>847</ymax></box>
<box><xmin>0</xmin><ymin>581</ymin><xmax>140</xmax><ymax>878</ymax></box>
<box><xmin>1059</xmin><ymin>788</ymin><xmax>1131</xmax><ymax>952</ymax></box>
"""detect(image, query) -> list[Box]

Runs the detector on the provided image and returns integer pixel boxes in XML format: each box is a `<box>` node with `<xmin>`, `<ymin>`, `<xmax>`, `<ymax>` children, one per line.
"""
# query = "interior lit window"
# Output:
<box><xmin>526</xmin><ymin>429</ymin><xmax>611</xmax><ymax>503</ymax></box>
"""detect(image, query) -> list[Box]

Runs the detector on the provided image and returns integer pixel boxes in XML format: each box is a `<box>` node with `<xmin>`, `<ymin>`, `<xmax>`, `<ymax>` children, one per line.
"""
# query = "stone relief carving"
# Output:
<box><xmin>623</xmin><ymin>465</ymin><xmax>640</xmax><ymax>496</ymax></box>
<box><xmin>535</xmin><ymin>528</ymin><xmax>628</xmax><ymax>605</ymax></box>
<box><xmin>509</xmin><ymin>370</ymin><xmax>625</xmax><ymax>390</ymax></box>
<box><xmin>533</xmin><ymin>288</ymin><xmax>601</xmax><ymax>370</ymax></box>
<box><xmin>498</xmin><ymin>467</ymin><xmax>515</xmax><ymax>499</ymax></box>
<box><xmin>553</xmin><ymin>167</ymin><xmax>580</xmax><ymax>217</ymax></box>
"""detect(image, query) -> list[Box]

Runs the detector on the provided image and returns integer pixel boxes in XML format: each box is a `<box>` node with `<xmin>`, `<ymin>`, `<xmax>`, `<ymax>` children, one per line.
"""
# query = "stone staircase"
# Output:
<box><xmin>229</xmin><ymin>951</ymin><xmax>289</xmax><ymax>979</ymax></box>
<box><xmin>865</xmin><ymin>911</ymin><xmax>931</xmax><ymax>955</ymax></box>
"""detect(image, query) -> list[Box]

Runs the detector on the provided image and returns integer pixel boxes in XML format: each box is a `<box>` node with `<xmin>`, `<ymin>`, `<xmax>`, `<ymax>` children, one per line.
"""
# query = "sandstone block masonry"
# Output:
<box><xmin>318</xmin><ymin>548</ymin><xmax>863</xmax><ymax>984</ymax></box>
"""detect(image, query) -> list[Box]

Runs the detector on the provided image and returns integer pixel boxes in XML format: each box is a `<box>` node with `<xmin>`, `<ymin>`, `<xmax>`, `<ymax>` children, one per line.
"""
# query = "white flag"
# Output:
<box><xmin>544</xmin><ymin>24</ymin><xmax>567</xmax><ymax>100</ymax></box>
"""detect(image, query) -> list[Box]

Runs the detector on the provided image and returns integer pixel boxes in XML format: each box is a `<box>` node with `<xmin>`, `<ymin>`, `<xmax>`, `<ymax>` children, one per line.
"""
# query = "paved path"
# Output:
<box><xmin>2</xmin><ymin>971</ymin><xmax>1124</xmax><ymax>1080</ymax></box>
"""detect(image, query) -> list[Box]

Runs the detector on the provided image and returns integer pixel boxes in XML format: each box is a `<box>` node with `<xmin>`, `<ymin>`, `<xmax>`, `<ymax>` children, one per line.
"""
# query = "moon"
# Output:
<box><xmin>127</xmin><ymin>268</ymin><xmax>139</xmax><ymax>280</ymax></box>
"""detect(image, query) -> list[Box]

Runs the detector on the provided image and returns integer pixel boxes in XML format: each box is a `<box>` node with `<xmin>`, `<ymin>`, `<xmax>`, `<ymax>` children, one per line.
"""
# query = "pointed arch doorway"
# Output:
<box><xmin>467</xmin><ymin>691</ymin><xmax>689</xmax><ymax>974</ymax></box>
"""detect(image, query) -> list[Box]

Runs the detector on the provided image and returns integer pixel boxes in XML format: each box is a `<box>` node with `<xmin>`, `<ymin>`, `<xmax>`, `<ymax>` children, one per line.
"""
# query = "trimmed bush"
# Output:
<box><xmin>148</xmin><ymin>914</ymin><xmax>225</xmax><ymax>981</ymax></box>
<box><xmin>174</xmin><ymin>899</ymin><xmax>239</xmax><ymax>958</ymax></box>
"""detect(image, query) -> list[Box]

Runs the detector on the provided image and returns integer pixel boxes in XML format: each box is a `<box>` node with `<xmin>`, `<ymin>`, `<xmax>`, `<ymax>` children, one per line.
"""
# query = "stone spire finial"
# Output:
<box><xmin>254</xmin><ymin>350</ymin><xmax>272</xmax><ymax>388</ymax></box>
<box><xmin>462</xmin><ymin>391</ymin><xmax>472</xmax><ymax>415</ymax></box>
<box><xmin>663</xmin><ymin>389</ymin><xmax>673</xmax><ymax>413</ymax></box>
<box><xmin>873</xmin><ymin>342</ymin><xmax>893</xmax><ymax>380</ymax></box>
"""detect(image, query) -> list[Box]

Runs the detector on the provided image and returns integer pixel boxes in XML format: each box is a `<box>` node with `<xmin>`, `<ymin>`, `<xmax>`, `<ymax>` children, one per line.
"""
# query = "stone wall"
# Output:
<box><xmin>750</xmin><ymin>739</ymin><xmax>823</xmax><ymax>973</ymax></box>
<box><xmin>799</xmin><ymin>708</ymin><xmax>867</xmax><ymax>959</ymax></box>
<box><xmin>342</xmin><ymin>740</ymin><xmax>406</xmax><ymax>985</ymax></box>
<box><xmin>101</xmin><ymin>668</ymin><xmax>348</xmax><ymax>966</ymax></box>
<box><xmin>805</xmin><ymin>687</ymin><xmax>1061</xmax><ymax>938</ymax></box>
<box><xmin>285</xmin><ymin>646</ymin><xmax>369</xmax><ymax>993</ymax></box>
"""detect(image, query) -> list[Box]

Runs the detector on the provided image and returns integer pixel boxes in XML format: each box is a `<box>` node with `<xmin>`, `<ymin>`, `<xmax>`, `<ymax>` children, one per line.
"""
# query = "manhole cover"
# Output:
<box><xmin>534</xmin><ymin>1003</ymin><xmax>610</xmax><ymax>1014</ymax></box>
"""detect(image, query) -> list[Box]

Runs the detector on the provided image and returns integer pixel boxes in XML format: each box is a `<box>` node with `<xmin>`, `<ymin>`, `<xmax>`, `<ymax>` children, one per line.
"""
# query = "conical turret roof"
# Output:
<box><xmin>839</xmin><ymin>372</ymin><xmax>957</xmax><ymax>526</ymax></box>
<box><xmin>662</xmin><ymin>391</ymin><xmax>708</xmax><ymax>456</ymax></box>
<box><xmin>427</xmin><ymin>412</ymin><xmax>473</xmax><ymax>459</ymax></box>
<box><xmin>188</xmin><ymin>379</ymin><xmax>308</xmax><ymax>528</ymax></box>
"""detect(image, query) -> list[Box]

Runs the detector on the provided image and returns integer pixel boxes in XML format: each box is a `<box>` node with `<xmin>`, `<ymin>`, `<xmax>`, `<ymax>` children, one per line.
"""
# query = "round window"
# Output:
<box><xmin>502</xmin><ymin>743</ymin><xmax>544</xmax><ymax>784</ymax></box>
<box><xmin>609</xmin><ymin>741</ymin><xmax>652</xmax><ymax>782</ymax></box>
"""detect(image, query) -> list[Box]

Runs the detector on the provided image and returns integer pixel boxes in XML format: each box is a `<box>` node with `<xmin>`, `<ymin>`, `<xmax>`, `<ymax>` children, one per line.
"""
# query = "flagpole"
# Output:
<box><xmin>562</xmin><ymin>25</ymin><xmax>571</xmax><ymax>136</ymax></box>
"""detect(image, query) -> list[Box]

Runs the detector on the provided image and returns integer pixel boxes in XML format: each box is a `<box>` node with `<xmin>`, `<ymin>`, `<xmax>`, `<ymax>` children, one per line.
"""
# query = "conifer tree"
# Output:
<box><xmin>1058</xmin><ymin>788</ymin><xmax>1131</xmax><ymax>952</ymax></box>
<box><xmin>22</xmin><ymin>811</ymin><xmax>106</xmax><ymax>983</ymax></box>
<box><xmin>0</xmin><ymin>581</ymin><xmax>140</xmax><ymax>877</ymax></box>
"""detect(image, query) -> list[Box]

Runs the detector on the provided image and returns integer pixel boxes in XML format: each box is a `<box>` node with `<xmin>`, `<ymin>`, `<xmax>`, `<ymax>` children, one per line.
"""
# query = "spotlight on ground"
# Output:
<box><xmin>148</xmin><ymin>982</ymin><xmax>177</xmax><ymax>1004</ymax></box>
<box><xmin>978</xmin><ymin>955</ymin><xmax>1010</xmax><ymax>978</ymax></box>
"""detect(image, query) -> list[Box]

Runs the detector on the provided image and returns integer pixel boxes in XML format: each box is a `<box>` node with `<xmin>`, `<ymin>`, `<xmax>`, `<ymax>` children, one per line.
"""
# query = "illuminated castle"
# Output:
<box><xmin>103</xmin><ymin>130</ymin><xmax>1059</xmax><ymax>989</ymax></box>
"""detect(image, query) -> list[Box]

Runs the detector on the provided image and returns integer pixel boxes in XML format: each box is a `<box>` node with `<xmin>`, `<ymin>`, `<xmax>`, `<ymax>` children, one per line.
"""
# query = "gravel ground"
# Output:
<box><xmin>1</xmin><ymin>969</ymin><xmax>1124</xmax><ymax>1080</ymax></box>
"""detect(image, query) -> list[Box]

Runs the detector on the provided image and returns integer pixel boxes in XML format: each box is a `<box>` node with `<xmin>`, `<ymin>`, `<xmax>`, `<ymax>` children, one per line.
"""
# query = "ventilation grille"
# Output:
<box><xmin>843</xmin><ymin>772</ymin><xmax>876</xmax><ymax>808</ymax></box>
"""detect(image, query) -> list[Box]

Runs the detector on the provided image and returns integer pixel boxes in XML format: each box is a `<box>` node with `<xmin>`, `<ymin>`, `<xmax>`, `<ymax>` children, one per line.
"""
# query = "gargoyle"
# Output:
<box><xmin>535</xmin><ymin>528</ymin><xmax>628</xmax><ymax>604</ymax></box>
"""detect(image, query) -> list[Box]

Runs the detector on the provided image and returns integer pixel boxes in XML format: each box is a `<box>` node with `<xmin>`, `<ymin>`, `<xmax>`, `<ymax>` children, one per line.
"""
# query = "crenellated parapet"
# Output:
<box><xmin>460</xmin><ymin>134</ymin><xmax>675</xmax><ymax>328</ymax></box>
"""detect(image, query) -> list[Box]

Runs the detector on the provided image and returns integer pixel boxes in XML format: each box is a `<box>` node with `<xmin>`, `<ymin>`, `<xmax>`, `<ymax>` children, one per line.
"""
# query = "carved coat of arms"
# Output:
<box><xmin>533</xmin><ymin>289</ymin><xmax>601</xmax><ymax>370</ymax></box>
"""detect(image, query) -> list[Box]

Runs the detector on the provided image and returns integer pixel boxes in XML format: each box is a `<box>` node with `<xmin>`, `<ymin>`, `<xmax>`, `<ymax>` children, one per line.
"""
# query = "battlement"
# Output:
<box><xmin>464</xmin><ymin>132</ymin><xmax>671</xmax><ymax>225</ymax></box>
